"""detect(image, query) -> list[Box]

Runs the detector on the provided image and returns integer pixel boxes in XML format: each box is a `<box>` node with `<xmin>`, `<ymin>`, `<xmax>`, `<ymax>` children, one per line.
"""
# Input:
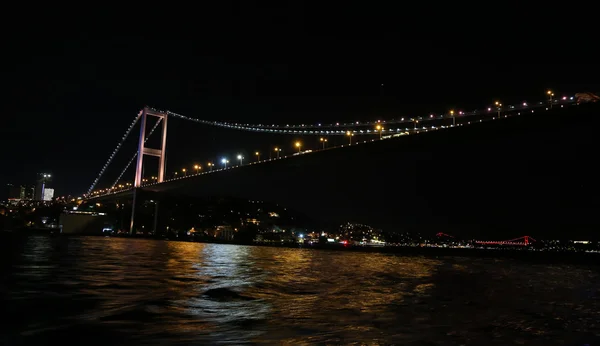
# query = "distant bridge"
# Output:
<box><xmin>475</xmin><ymin>236</ymin><xmax>537</xmax><ymax>246</ymax></box>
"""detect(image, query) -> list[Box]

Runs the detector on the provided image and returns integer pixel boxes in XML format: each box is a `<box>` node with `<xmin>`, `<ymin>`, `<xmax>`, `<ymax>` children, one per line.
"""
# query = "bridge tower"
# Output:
<box><xmin>130</xmin><ymin>107</ymin><xmax>168</xmax><ymax>234</ymax></box>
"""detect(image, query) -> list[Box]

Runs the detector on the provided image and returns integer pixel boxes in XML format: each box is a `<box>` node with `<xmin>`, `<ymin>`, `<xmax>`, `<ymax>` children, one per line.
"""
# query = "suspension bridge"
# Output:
<box><xmin>78</xmin><ymin>91</ymin><xmax>595</xmax><ymax>234</ymax></box>
<box><xmin>475</xmin><ymin>236</ymin><xmax>537</xmax><ymax>246</ymax></box>
<box><xmin>436</xmin><ymin>233</ymin><xmax>537</xmax><ymax>246</ymax></box>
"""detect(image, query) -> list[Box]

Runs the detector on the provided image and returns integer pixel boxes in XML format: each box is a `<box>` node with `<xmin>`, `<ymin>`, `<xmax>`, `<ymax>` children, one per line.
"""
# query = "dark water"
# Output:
<box><xmin>1</xmin><ymin>236</ymin><xmax>599</xmax><ymax>345</ymax></box>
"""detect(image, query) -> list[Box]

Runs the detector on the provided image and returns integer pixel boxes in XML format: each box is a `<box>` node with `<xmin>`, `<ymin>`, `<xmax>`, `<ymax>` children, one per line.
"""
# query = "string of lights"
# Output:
<box><xmin>110</xmin><ymin>118</ymin><xmax>164</xmax><ymax>190</ymax></box>
<box><xmin>166</xmin><ymin>97</ymin><xmax>575</xmax><ymax>135</ymax></box>
<box><xmin>86</xmin><ymin>112</ymin><xmax>142</xmax><ymax>195</ymax></box>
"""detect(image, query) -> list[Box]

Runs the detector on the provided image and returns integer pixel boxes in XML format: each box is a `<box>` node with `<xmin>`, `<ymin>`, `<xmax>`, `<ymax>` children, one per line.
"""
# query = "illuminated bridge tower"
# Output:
<box><xmin>130</xmin><ymin>107</ymin><xmax>168</xmax><ymax>234</ymax></box>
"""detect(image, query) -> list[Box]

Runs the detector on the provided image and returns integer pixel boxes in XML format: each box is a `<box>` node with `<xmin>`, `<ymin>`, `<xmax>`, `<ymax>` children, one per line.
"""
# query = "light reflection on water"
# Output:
<box><xmin>1</xmin><ymin>236</ymin><xmax>599</xmax><ymax>345</ymax></box>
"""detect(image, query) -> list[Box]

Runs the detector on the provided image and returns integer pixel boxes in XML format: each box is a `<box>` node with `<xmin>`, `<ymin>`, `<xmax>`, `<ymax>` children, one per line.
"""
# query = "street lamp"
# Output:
<box><xmin>274</xmin><ymin>147</ymin><xmax>281</xmax><ymax>158</ymax></box>
<box><xmin>376</xmin><ymin>124</ymin><xmax>384</xmax><ymax>139</ymax></box>
<box><xmin>450</xmin><ymin>110</ymin><xmax>455</xmax><ymax>126</ymax></box>
<box><xmin>547</xmin><ymin>90</ymin><xmax>554</xmax><ymax>108</ymax></box>
<box><xmin>413</xmin><ymin>119</ymin><xmax>419</xmax><ymax>132</ymax></box>
<box><xmin>207</xmin><ymin>162</ymin><xmax>213</xmax><ymax>171</ymax></box>
<box><xmin>237</xmin><ymin>154</ymin><xmax>243</xmax><ymax>165</ymax></box>
<box><xmin>346</xmin><ymin>131</ymin><xmax>354</xmax><ymax>145</ymax></box>
<box><xmin>494</xmin><ymin>101</ymin><xmax>502</xmax><ymax>118</ymax></box>
<box><xmin>255</xmin><ymin>151</ymin><xmax>260</xmax><ymax>161</ymax></box>
<box><xmin>295</xmin><ymin>141</ymin><xmax>301</xmax><ymax>153</ymax></box>
<box><xmin>194</xmin><ymin>164</ymin><xmax>200</xmax><ymax>174</ymax></box>
<box><xmin>182</xmin><ymin>168</ymin><xmax>187</xmax><ymax>176</ymax></box>
<box><xmin>320</xmin><ymin>137</ymin><xmax>328</xmax><ymax>149</ymax></box>
<box><xmin>221</xmin><ymin>158</ymin><xmax>229</xmax><ymax>168</ymax></box>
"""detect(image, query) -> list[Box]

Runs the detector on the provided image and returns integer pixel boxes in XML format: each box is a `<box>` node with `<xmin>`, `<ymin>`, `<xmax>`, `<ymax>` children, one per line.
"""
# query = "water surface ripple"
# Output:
<box><xmin>1</xmin><ymin>236</ymin><xmax>599</xmax><ymax>345</ymax></box>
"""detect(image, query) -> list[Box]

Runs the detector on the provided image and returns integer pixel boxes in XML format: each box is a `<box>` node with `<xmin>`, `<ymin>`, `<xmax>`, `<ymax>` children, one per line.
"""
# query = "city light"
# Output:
<box><xmin>295</xmin><ymin>141</ymin><xmax>301</xmax><ymax>153</ymax></box>
<box><xmin>237</xmin><ymin>155</ymin><xmax>243</xmax><ymax>165</ymax></box>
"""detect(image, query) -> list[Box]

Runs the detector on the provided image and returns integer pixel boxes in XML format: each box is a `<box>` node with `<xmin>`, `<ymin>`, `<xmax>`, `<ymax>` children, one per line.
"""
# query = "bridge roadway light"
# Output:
<box><xmin>274</xmin><ymin>147</ymin><xmax>281</xmax><ymax>158</ymax></box>
<box><xmin>295</xmin><ymin>141</ymin><xmax>301</xmax><ymax>153</ymax></box>
<box><xmin>207</xmin><ymin>162</ymin><xmax>213</xmax><ymax>171</ymax></box>
<box><xmin>194</xmin><ymin>164</ymin><xmax>200</xmax><ymax>174</ymax></box>
<box><xmin>449</xmin><ymin>110</ymin><xmax>455</xmax><ymax>126</ymax></box>
<box><xmin>255</xmin><ymin>151</ymin><xmax>260</xmax><ymax>161</ymax></box>
<box><xmin>237</xmin><ymin>154</ymin><xmax>244</xmax><ymax>165</ymax></box>
<box><xmin>182</xmin><ymin>168</ymin><xmax>187</xmax><ymax>176</ymax></box>
<box><xmin>221</xmin><ymin>158</ymin><xmax>229</xmax><ymax>168</ymax></box>
<box><xmin>346</xmin><ymin>131</ymin><xmax>353</xmax><ymax>145</ymax></box>
<box><xmin>495</xmin><ymin>101</ymin><xmax>502</xmax><ymax>118</ymax></box>
<box><xmin>320</xmin><ymin>137</ymin><xmax>328</xmax><ymax>149</ymax></box>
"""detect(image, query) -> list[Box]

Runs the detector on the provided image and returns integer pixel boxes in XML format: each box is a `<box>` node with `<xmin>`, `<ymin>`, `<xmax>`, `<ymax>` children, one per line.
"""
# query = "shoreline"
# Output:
<box><xmin>4</xmin><ymin>231</ymin><xmax>599</xmax><ymax>265</ymax></box>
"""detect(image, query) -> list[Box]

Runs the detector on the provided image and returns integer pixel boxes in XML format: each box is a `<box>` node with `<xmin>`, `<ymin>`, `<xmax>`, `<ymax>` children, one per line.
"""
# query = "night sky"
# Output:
<box><xmin>3</xmin><ymin>4</ymin><xmax>599</xmax><ymax>199</ymax></box>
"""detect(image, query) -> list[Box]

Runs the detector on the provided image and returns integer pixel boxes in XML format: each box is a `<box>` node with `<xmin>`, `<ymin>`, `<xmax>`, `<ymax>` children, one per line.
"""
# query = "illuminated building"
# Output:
<box><xmin>34</xmin><ymin>173</ymin><xmax>52</xmax><ymax>201</ymax></box>
<box><xmin>43</xmin><ymin>188</ymin><xmax>54</xmax><ymax>201</ymax></box>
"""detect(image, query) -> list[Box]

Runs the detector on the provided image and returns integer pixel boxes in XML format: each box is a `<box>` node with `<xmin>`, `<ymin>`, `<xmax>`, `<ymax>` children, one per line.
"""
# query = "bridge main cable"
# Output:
<box><xmin>165</xmin><ymin>110</ymin><xmax>400</xmax><ymax>136</ymax></box>
<box><xmin>165</xmin><ymin>99</ymin><xmax>571</xmax><ymax>135</ymax></box>
<box><xmin>86</xmin><ymin>111</ymin><xmax>142</xmax><ymax>195</ymax></box>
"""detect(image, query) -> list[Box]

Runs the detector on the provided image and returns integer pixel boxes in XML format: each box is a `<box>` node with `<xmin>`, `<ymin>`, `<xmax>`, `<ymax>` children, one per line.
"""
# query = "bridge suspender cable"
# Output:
<box><xmin>110</xmin><ymin>118</ymin><xmax>164</xmax><ymax>190</ymax></box>
<box><xmin>86</xmin><ymin>112</ymin><xmax>142</xmax><ymax>195</ymax></box>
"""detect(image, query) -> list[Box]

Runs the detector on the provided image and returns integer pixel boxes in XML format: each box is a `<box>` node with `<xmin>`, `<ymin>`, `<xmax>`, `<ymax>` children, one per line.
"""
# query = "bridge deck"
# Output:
<box><xmin>87</xmin><ymin>103</ymin><xmax>600</xmax><ymax>238</ymax></box>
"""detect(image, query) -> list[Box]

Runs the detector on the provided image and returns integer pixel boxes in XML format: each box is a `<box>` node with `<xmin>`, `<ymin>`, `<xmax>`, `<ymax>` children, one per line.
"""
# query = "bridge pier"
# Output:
<box><xmin>129</xmin><ymin>106</ymin><xmax>168</xmax><ymax>234</ymax></box>
<box><xmin>129</xmin><ymin>188</ymin><xmax>138</xmax><ymax>234</ymax></box>
<box><xmin>128</xmin><ymin>190</ymin><xmax>161</xmax><ymax>235</ymax></box>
